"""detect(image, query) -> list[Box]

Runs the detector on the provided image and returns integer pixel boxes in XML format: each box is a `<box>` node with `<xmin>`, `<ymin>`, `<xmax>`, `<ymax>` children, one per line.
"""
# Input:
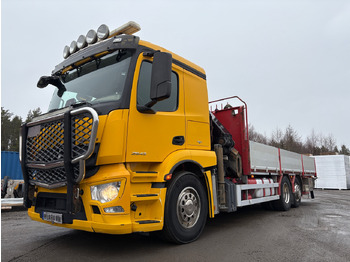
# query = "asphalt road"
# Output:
<box><xmin>2</xmin><ymin>190</ymin><xmax>350</xmax><ymax>262</ymax></box>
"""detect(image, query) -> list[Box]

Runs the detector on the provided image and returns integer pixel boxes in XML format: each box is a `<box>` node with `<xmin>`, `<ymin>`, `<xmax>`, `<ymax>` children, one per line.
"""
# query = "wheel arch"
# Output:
<box><xmin>168</xmin><ymin>160</ymin><xmax>215</xmax><ymax>218</ymax></box>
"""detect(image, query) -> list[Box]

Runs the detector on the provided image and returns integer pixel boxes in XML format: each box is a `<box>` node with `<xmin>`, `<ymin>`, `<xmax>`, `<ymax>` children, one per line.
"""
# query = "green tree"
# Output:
<box><xmin>339</xmin><ymin>145</ymin><xmax>350</xmax><ymax>156</ymax></box>
<box><xmin>270</xmin><ymin>127</ymin><xmax>284</xmax><ymax>148</ymax></box>
<box><xmin>25</xmin><ymin>107</ymin><xmax>42</xmax><ymax>123</ymax></box>
<box><xmin>1</xmin><ymin>107</ymin><xmax>22</xmax><ymax>151</ymax></box>
<box><xmin>9</xmin><ymin>115</ymin><xmax>23</xmax><ymax>151</ymax></box>
<box><xmin>248</xmin><ymin>124</ymin><xmax>268</xmax><ymax>144</ymax></box>
<box><xmin>1</xmin><ymin>107</ymin><xmax>13</xmax><ymax>151</ymax></box>
<box><xmin>282</xmin><ymin>125</ymin><xmax>303</xmax><ymax>153</ymax></box>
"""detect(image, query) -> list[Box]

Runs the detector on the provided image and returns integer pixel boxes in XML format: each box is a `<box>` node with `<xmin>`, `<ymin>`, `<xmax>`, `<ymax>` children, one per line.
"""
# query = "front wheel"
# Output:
<box><xmin>162</xmin><ymin>171</ymin><xmax>208</xmax><ymax>244</ymax></box>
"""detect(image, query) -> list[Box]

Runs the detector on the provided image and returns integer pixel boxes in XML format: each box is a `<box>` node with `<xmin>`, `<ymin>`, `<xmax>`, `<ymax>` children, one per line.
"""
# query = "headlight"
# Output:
<box><xmin>91</xmin><ymin>182</ymin><xmax>121</xmax><ymax>203</ymax></box>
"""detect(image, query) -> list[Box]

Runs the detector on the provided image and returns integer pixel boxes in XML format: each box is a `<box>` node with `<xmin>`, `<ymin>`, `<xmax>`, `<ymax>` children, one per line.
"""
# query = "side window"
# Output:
<box><xmin>137</xmin><ymin>61</ymin><xmax>178</xmax><ymax>112</ymax></box>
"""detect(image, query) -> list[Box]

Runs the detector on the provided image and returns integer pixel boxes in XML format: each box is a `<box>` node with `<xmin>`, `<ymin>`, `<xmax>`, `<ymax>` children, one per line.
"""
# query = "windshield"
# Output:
<box><xmin>48</xmin><ymin>49</ymin><xmax>133</xmax><ymax>111</ymax></box>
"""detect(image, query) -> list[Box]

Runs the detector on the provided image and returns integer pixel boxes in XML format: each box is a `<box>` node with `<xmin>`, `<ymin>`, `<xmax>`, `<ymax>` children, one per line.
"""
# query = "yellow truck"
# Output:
<box><xmin>20</xmin><ymin>21</ymin><xmax>316</xmax><ymax>243</ymax></box>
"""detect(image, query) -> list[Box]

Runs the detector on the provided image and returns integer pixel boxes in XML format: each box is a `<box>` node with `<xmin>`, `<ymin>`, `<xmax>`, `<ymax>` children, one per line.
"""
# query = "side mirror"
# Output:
<box><xmin>150</xmin><ymin>52</ymin><xmax>172</xmax><ymax>102</ymax></box>
<box><xmin>37</xmin><ymin>76</ymin><xmax>51</xmax><ymax>88</ymax></box>
<box><xmin>36</xmin><ymin>75</ymin><xmax>66</xmax><ymax>97</ymax></box>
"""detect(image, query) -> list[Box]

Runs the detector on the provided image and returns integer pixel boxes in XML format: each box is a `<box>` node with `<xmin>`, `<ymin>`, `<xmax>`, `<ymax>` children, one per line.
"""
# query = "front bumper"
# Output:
<box><xmin>27</xmin><ymin>163</ymin><xmax>165</xmax><ymax>234</ymax></box>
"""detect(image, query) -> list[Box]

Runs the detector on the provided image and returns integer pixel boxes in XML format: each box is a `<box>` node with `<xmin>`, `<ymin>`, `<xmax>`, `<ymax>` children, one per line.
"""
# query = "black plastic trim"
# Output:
<box><xmin>136</xmin><ymin>220</ymin><xmax>160</xmax><ymax>224</ymax></box>
<box><xmin>35</xmin><ymin>192</ymin><xmax>87</xmax><ymax>223</ymax></box>
<box><xmin>135</xmin><ymin>171</ymin><xmax>157</xmax><ymax>174</ymax></box>
<box><xmin>172</xmin><ymin>136</ymin><xmax>185</xmax><ymax>146</ymax></box>
<box><xmin>63</xmin><ymin>111</ymin><xmax>74</xmax><ymax>214</ymax></box>
<box><xmin>173</xmin><ymin>59</ymin><xmax>206</xmax><ymax>80</ymax></box>
<box><xmin>169</xmin><ymin>160</ymin><xmax>204</xmax><ymax>175</ymax></box>
<box><xmin>134</xmin><ymin>194</ymin><xmax>158</xmax><ymax>197</ymax></box>
<box><xmin>152</xmin><ymin>182</ymin><xmax>166</xmax><ymax>188</ymax></box>
<box><xmin>91</xmin><ymin>205</ymin><xmax>101</xmax><ymax>214</ymax></box>
<box><xmin>20</xmin><ymin>124</ymin><xmax>33</xmax><ymax>208</ymax></box>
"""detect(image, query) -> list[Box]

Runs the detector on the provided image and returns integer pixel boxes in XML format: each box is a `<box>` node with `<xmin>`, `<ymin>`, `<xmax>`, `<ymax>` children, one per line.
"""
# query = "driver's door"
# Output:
<box><xmin>126</xmin><ymin>54</ymin><xmax>185</xmax><ymax>163</ymax></box>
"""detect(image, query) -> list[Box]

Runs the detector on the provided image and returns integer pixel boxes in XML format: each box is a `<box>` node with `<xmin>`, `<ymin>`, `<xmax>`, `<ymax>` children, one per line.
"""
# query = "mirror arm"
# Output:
<box><xmin>137</xmin><ymin>104</ymin><xmax>156</xmax><ymax>114</ymax></box>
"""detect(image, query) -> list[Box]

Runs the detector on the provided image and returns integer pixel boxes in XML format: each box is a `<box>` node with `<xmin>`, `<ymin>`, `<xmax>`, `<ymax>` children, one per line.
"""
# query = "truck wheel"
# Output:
<box><xmin>162</xmin><ymin>171</ymin><xmax>208</xmax><ymax>244</ymax></box>
<box><xmin>273</xmin><ymin>176</ymin><xmax>292</xmax><ymax>211</ymax></box>
<box><xmin>292</xmin><ymin>178</ymin><xmax>301</xmax><ymax>208</ymax></box>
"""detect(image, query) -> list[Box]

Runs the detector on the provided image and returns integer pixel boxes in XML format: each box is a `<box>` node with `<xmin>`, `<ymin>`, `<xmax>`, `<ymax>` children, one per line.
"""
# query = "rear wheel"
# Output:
<box><xmin>292</xmin><ymin>178</ymin><xmax>302</xmax><ymax>208</ymax></box>
<box><xmin>161</xmin><ymin>171</ymin><xmax>208</xmax><ymax>244</ymax></box>
<box><xmin>273</xmin><ymin>176</ymin><xmax>292</xmax><ymax>211</ymax></box>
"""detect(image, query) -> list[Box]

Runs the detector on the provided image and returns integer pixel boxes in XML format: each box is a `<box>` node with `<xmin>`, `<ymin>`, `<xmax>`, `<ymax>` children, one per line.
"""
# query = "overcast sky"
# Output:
<box><xmin>2</xmin><ymin>0</ymin><xmax>350</xmax><ymax>147</ymax></box>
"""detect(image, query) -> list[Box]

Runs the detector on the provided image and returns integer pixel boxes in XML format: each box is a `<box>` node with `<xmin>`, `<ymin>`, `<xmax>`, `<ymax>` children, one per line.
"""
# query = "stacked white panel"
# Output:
<box><xmin>313</xmin><ymin>155</ymin><xmax>350</xmax><ymax>190</ymax></box>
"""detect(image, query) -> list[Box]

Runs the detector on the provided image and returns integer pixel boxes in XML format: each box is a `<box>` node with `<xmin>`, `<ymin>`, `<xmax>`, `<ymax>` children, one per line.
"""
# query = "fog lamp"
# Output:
<box><xmin>63</xmin><ymin>45</ymin><xmax>70</xmax><ymax>59</ymax></box>
<box><xmin>77</xmin><ymin>35</ymin><xmax>87</xmax><ymax>49</ymax></box>
<box><xmin>104</xmin><ymin>206</ymin><xmax>124</xmax><ymax>213</ymax></box>
<box><xmin>69</xmin><ymin>40</ymin><xmax>78</xmax><ymax>54</ymax></box>
<box><xmin>91</xmin><ymin>182</ymin><xmax>121</xmax><ymax>203</ymax></box>
<box><xmin>97</xmin><ymin>24</ymin><xmax>109</xmax><ymax>40</ymax></box>
<box><xmin>86</xmin><ymin>29</ymin><xmax>97</xmax><ymax>44</ymax></box>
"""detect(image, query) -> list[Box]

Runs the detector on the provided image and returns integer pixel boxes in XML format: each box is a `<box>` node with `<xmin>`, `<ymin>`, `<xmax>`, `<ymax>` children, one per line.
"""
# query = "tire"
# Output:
<box><xmin>14</xmin><ymin>183</ymin><xmax>24</xmax><ymax>198</ymax></box>
<box><xmin>1</xmin><ymin>176</ymin><xmax>9</xmax><ymax>198</ymax></box>
<box><xmin>162</xmin><ymin>171</ymin><xmax>208</xmax><ymax>244</ymax></box>
<box><xmin>273</xmin><ymin>176</ymin><xmax>292</xmax><ymax>211</ymax></box>
<box><xmin>292</xmin><ymin>177</ymin><xmax>302</xmax><ymax>208</ymax></box>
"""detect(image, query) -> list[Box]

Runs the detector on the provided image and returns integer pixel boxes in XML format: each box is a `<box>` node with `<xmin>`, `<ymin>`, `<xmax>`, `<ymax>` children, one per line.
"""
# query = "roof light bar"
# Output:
<box><xmin>62</xmin><ymin>21</ymin><xmax>141</xmax><ymax>59</ymax></box>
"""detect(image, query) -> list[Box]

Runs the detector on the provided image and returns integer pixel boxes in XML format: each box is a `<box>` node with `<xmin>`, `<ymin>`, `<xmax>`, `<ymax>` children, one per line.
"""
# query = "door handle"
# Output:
<box><xmin>172</xmin><ymin>136</ymin><xmax>185</xmax><ymax>146</ymax></box>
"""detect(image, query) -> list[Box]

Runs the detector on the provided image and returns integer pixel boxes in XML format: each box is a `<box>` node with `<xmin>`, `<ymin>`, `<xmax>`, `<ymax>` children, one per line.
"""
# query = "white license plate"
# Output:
<box><xmin>42</xmin><ymin>212</ymin><xmax>63</xmax><ymax>224</ymax></box>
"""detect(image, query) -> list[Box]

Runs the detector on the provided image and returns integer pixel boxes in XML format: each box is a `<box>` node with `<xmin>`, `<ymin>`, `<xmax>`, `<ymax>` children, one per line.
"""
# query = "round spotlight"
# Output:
<box><xmin>86</xmin><ymin>29</ymin><xmax>97</xmax><ymax>44</ymax></box>
<box><xmin>63</xmin><ymin>45</ymin><xmax>70</xmax><ymax>59</ymax></box>
<box><xmin>70</xmin><ymin>40</ymin><xmax>78</xmax><ymax>54</ymax></box>
<box><xmin>97</xmin><ymin>24</ymin><xmax>109</xmax><ymax>40</ymax></box>
<box><xmin>77</xmin><ymin>35</ymin><xmax>87</xmax><ymax>49</ymax></box>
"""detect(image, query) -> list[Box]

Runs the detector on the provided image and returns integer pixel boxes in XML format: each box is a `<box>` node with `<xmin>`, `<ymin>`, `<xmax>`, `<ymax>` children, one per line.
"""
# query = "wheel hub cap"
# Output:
<box><xmin>177</xmin><ymin>187</ymin><xmax>201</xmax><ymax>229</ymax></box>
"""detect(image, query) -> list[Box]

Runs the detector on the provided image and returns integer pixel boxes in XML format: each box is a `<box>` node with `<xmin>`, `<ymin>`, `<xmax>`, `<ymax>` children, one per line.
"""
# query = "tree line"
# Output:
<box><xmin>249</xmin><ymin>124</ymin><xmax>350</xmax><ymax>156</ymax></box>
<box><xmin>1</xmin><ymin>106</ymin><xmax>349</xmax><ymax>156</ymax></box>
<box><xmin>1</xmin><ymin>107</ymin><xmax>42</xmax><ymax>152</ymax></box>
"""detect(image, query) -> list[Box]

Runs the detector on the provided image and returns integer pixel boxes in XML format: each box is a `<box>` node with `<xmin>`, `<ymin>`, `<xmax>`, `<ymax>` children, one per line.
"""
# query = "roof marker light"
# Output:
<box><xmin>97</xmin><ymin>24</ymin><xmax>110</xmax><ymax>40</ymax></box>
<box><xmin>77</xmin><ymin>35</ymin><xmax>87</xmax><ymax>49</ymax></box>
<box><xmin>109</xmin><ymin>21</ymin><xmax>141</xmax><ymax>37</ymax></box>
<box><xmin>86</xmin><ymin>29</ymin><xmax>97</xmax><ymax>44</ymax></box>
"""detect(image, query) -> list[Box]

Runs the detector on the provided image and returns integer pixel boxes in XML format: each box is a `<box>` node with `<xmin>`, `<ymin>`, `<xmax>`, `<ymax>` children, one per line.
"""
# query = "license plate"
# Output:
<box><xmin>42</xmin><ymin>212</ymin><xmax>63</xmax><ymax>224</ymax></box>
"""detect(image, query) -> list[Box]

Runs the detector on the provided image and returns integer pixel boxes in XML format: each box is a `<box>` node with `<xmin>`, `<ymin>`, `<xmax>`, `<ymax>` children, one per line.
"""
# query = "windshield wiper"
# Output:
<box><xmin>37</xmin><ymin>76</ymin><xmax>66</xmax><ymax>97</ymax></box>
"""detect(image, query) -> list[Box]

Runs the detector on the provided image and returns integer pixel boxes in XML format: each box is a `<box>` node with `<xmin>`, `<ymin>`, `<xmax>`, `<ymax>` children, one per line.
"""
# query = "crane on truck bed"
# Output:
<box><xmin>19</xmin><ymin>21</ymin><xmax>316</xmax><ymax>243</ymax></box>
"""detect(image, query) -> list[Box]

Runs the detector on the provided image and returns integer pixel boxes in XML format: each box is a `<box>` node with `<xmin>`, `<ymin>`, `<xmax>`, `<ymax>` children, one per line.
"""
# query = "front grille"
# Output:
<box><xmin>27</xmin><ymin>165</ymin><xmax>80</xmax><ymax>186</ymax></box>
<box><xmin>26</xmin><ymin>119</ymin><xmax>64</xmax><ymax>163</ymax></box>
<box><xmin>24</xmin><ymin>107</ymin><xmax>98</xmax><ymax>189</ymax></box>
